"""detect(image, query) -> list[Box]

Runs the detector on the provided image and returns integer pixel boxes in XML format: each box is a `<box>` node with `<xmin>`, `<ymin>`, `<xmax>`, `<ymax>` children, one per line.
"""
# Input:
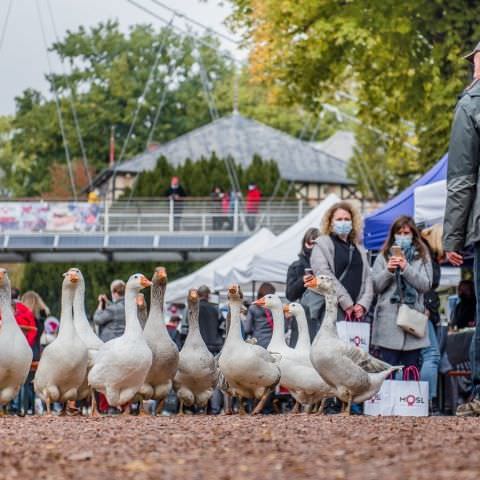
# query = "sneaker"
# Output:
<box><xmin>456</xmin><ymin>398</ymin><xmax>480</xmax><ymax>417</ymax></box>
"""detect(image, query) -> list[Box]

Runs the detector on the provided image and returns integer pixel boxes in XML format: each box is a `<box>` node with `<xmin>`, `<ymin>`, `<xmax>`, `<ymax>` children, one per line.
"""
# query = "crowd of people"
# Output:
<box><xmin>164</xmin><ymin>175</ymin><xmax>263</xmax><ymax>231</ymax></box>
<box><xmin>2</xmin><ymin>200</ymin><xmax>476</xmax><ymax>417</ymax></box>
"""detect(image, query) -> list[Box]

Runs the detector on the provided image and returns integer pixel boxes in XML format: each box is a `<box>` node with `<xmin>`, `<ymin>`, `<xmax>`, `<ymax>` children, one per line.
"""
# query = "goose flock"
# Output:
<box><xmin>0</xmin><ymin>267</ymin><xmax>401</xmax><ymax>416</ymax></box>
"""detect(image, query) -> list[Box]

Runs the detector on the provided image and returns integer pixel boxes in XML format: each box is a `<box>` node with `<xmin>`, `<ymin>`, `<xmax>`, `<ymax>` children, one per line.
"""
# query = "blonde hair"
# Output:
<box><xmin>421</xmin><ymin>223</ymin><xmax>444</xmax><ymax>258</ymax></box>
<box><xmin>21</xmin><ymin>291</ymin><xmax>50</xmax><ymax>318</ymax></box>
<box><xmin>320</xmin><ymin>201</ymin><xmax>362</xmax><ymax>243</ymax></box>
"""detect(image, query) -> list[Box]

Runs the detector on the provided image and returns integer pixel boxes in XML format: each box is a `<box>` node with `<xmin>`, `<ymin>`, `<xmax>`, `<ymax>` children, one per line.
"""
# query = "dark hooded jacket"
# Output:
<box><xmin>443</xmin><ymin>79</ymin><xmax>480</xmax><ymax>251</ymax></box>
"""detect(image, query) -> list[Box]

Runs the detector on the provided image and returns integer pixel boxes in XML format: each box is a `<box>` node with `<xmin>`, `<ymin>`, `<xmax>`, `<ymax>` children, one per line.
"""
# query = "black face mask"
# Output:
<box><xmin>302</xmin><ymin>246</ymin><xmax>313</xmax><ymax>258</ymax></box>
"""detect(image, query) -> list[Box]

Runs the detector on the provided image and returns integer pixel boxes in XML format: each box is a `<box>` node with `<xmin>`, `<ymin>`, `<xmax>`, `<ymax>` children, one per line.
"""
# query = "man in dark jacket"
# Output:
<box><xmin>197</xmin><ymin>285</ymin><xmax>223</xmax><ymax>354</ymax></box>
<box><xmin>196</xmin><ymin>285</ymin><xmax>223</xmax><ymax>414</ymax></box>
<box><xmin>165</xmin><ymin>176</ymin><xmax>187</xmax><ymax>231</ymax></box>
<box><xmin>443</xmin><ymin>42</ymin><xmax>480</xmax><ymax>416</ymax></box>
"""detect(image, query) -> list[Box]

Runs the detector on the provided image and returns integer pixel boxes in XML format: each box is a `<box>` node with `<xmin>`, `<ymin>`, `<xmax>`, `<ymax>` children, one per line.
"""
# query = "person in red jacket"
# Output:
<box><xmin>10</xmin><ymin>287</ymin><xmax>36</xmax><ymax>415</ymax></box>
<box><xmin>11</xmin><ymin>287</ymin><xmax>37</xmax><ymax>347</ymax></box>
<box><xmin>245</xmin><ymin>182</ymin><xmax>262</xmax><ymax>231</ymax></box>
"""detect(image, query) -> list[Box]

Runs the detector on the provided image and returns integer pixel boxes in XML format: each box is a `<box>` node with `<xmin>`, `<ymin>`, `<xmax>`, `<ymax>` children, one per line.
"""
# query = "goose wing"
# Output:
<box><xmin>341</xmin><ymin>343</ymin><xmax>392</xmax><ymax>373</ymax></box>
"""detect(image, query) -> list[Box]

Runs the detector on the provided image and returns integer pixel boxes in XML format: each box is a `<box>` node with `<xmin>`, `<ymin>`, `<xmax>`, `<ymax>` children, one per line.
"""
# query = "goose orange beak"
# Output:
<box><xmin>283</xmin><ymin>304</ymin><xmax>290</xmax><ymax>314</ymax></box>
<box><xmin>155</xmin><ymin>267</ymin><xmax>167</xmax><ymax>280</ymax></box>
<box><xmin>140</xmin><ymin>276</ymin><xmax>153</xmax><ymax>288</ymax></box>
<box><xmin>253</xmin><ymin>297</ymin><xmax>266</xmax><ymax>307</ymax></box>
<box><xmin>189</xmin><ymin>289</ymin><xmax>198</xmax><ymax>300</ymax></box>
<box><xmin>68</xmin><ymin>271</ymin><xmax>80</xmax><ymax>283</ymax></box>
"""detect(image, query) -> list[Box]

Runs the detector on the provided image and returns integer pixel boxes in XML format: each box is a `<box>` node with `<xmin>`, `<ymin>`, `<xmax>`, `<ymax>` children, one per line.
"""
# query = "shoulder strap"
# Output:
<box><xmin>339</xmin><ymin>244</ymin><xmax>355</xmax><ymax>282</ymax></box>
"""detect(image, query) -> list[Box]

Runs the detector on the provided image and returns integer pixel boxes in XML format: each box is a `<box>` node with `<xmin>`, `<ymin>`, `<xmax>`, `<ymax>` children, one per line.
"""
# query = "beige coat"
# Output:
<box><xmin>310</xmin><ymin>235</ymin><xmax>374</xmax><ymax>314</ymax></box>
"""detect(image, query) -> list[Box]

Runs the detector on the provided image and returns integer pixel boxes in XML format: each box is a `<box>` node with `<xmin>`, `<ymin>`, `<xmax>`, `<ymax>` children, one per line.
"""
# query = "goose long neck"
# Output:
<box><xmin>184</xmin><ymin>302</ymin><xmax>201</xmax><ymax>348</ymax></box>
<box><xmin>294</xmin><ymin>310</ymin><xmax>311</xmax><ymax>350</ymax></box>
<box><xmin>58</xmin><ymin>285</ymin><xmax>76</xmax><ymax>339</ymax></box>
<box><xmin>0</xmin><ymin>284</ymin><xmax>15</xmax><ymax>327</ymax></box>
<box><xmin>124</xmin><ymin>287</ymin><xmax>142</xmax><ymax>336</ymax></box>
<box><xmin>319</xmin><ymin>293</ymin><xmax>339</xmax><ymax>337</ymax></box>
<box><xmin>73</xmin><ymin>281</ymin><xmax>87</xmax><ymax>324</ymax></box>
<box><xmin>270</xmin><ymin>304</ymin><xmax>286</xmax><ymax>346</ymax></box>
<box><xmin>149</xmin><ymin>281</ymin><xmax>165</xmax><ymax>318</ymax></box>
<box><xmin>225</xmin><ymin>301</ymin><xmax>243</xmax><ymax>343</ymax></box>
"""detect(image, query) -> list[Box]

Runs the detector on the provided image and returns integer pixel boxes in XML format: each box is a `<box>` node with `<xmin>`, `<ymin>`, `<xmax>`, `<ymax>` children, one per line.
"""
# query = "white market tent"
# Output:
<box><xmin>165</xmin><ymin>228</ymin><xmax>276</xmax><ymax>304</ymax></box>
<box><xmin>215</xmin><ymin>194</ymin><xmax>339</xmax><ymax>286</ymax></box>
<box><xmin>414</xmin><ymin>179</ymin><xmax>462</xmax><ymax>288</ymax></box>
<box><xmin>414</xmin><ymin>179</ymin><xmax>447</xmax><ymax>225</ymax></box>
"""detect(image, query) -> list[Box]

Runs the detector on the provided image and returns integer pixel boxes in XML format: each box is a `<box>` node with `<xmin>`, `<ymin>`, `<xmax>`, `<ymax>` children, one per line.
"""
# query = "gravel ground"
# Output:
<box><xmin>1</xmin><ymin>415</ymin><xmax>479</xmax><ymax>480</ymax></box>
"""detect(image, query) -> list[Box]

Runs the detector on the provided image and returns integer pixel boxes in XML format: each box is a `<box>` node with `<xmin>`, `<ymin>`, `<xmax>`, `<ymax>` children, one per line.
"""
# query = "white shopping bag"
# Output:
<box><xmin>336</xmin><ymin>320</ymin><xmax>370</xmax><ymax>352</ymax></box>
<box><xmin>363</xmin><ymin>380</ymin><xmax>395</xmax><ymax>416</ymax></box>
<box><xmin>390</xmin><ymin>367</ymin><xmax>429</xmax><ymax>417</ymax></box>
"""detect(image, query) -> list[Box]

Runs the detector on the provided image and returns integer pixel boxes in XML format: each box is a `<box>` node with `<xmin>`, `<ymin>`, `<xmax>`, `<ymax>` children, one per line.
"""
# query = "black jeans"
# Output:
<box><xmin>378</xmin><ymin>347</ymin><xmax>422</xmax><ymax>370</ymax></box>
<box><xmin>472</xmin><ymin>243</ymin><xmax>480</xmax><ymax>389</ymax></box>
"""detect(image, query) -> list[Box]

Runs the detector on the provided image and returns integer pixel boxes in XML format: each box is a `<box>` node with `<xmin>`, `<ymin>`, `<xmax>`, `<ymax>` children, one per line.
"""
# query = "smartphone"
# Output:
<box><xmin>304</xmin><ymin>268</ymin><xmax>313</xmax><ymax>275</ymax></box>
<box><xmin>391</xmin><ymin>245</ymin><xmax>404</xmax><ymax>257</ymax></box>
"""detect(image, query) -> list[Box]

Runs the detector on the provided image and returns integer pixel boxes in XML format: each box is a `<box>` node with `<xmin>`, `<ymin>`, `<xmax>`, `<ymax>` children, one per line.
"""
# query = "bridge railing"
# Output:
<box><xmin>0</xmin><ymin>198</ymin><xmax>317</xmax><ymax>235</ymax></box>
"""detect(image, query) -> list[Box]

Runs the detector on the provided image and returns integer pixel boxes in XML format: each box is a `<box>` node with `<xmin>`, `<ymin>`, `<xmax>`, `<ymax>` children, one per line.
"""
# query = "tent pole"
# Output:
<box><xmin>251</xmin><ymin>280</ymin><xmax>256</xmax><ymax>301</ymax></box>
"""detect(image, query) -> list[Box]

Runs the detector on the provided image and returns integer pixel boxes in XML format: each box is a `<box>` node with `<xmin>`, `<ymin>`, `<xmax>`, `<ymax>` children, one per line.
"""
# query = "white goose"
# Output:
<box><xmin>139</xmin><ymin>267</ymin><xmax>179</xmax><ymax>414</ymax></box>
<box><xmin>254</xmin><ymin>294</ymin><xmax>337</xmax><ymax>412</ymax></box>
<box><xmin>173</xmin><ymin>288</ymin><xmax>218</xmax><ymax>413</ymax></box>
<box><xmin>0</xmin><ymin>268</ymin><xmax>33</xmax><ymax>407</ymax></box>
<box><xmin>88</xmin><ymin>274</ymin><xmax>153</xmax><ymax>410</ymax></box>
<box><xmin>218</xmin><ymin>285</ymin><xmax>281</xmax><ymax>414</ymax></box>
<box><xmin>34</xmin><ymin>269</ymin><xmax>88</xmax><ymax>413</ymax></box>
<box><xmin>307</xmin><ymin>275</ymin><xmax>402</xmax><ymax>414</ymax></box>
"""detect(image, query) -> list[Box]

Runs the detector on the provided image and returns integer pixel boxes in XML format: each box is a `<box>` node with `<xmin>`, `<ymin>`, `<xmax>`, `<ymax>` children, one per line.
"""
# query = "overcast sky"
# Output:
<box><xmin>0</xmin><ymin>0</ymin><xmax>243</xmax><ymax>116</ymax></box>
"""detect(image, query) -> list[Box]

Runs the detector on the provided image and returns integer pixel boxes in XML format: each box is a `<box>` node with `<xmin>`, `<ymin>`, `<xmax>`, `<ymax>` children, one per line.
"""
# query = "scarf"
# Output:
<box><xmin>390</xmin><ymin>246</ymin><xmax>418</xmax><ymax>306</ymax></box>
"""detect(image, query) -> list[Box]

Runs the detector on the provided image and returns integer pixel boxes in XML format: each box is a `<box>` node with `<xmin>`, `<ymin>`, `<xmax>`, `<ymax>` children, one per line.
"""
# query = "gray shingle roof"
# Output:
<box><xmin>312</xmin><ymin>130</ymin><xmax>356</xmax><ymax>163</ymax></box>
<box><xmin>113</xmin><ymin>113</ymin><xmax>353</xmax><ymax>185</ymax></box>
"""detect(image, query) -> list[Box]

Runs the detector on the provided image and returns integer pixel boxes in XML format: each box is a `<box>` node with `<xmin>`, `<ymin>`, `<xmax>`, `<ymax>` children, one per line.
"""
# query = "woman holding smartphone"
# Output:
<box><xmin>371</xmin><ymin>215</ymin><xmax>432</xmax><ymax>369</ymax></box>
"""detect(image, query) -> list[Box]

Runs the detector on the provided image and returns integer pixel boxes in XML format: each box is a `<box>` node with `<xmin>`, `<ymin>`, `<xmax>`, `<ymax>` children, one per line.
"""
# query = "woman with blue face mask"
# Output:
<box><xmin>371</xmin><ymin>215</ymin><xmax>433</xmax><ymax>371</ymax></box>
<box><xmin>309</xmin><ymin>201</ymin><xmax>374</xmax><ymax>328</ymax></box>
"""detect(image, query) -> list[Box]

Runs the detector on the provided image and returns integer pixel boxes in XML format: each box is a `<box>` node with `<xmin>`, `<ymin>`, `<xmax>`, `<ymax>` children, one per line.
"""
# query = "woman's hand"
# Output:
<box><xmin>387</xmin><ymin>256</ymin><xmax>401</xmax><ymax>272</ymax></box>
<box><xmin>344</xmin><ymin>306</ymin><xmax>354</xmax><ymax>320</ymax></box>
<box><xmin>303</xmin><ymin>274</ymin><xmax>314</xmax><ymax>284</ymax></box>
<box><xmin>352</xmin><ymin>304</ymin><xmax>365</xmax><ymax>319</ymax></box>
<box><xmin>396</xmin><ymin>256</ymin><xmax>407</xmax><ymax>271</ymax></box>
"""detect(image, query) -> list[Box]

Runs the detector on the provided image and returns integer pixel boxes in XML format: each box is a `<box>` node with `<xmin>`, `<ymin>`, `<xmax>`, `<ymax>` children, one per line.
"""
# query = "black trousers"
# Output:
<box><xmin>377</xmin><ymin>347</ymin><xmax>422</xmax><ymax>370</ymax></box>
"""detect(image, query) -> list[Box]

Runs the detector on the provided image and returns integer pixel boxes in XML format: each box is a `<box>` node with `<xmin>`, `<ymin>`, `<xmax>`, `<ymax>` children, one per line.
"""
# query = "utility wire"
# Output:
<box><xmin>117</xmin><ymin>15</ymin><xmax>175</xmax><ymax>165</ymax></box>
<box><xmin>149</xmin><ymin>0</ymin><xmax>239</xmax><ymax>45</ymax></box>
<box><xmin>36</xmin><ymin>0</ymin><xmax>77</xmax><ymax>200</ymax></box>
<box><xmin>126</xmin><ymin>0</ymin><xmax>237</xmax><ymax>64</ymax></box>
<box><xmin>45</xmin><ymin>0</ymin><xmax>93</xmax><ymax>190</ymax></box>
<box><xmin>0</xmin><ymin>0</ymin><xmax>13</xmax><ymax>54</ymax></box>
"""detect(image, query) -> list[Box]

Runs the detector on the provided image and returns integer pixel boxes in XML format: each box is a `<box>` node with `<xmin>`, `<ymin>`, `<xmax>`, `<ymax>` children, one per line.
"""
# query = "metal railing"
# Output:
<box><xmin>102</xmin><ymin>198</ymin><xmax>315</xmax><ymax>234</ymax></box>
<box><xmin>0</xmin><ymin>198</ymin><xmax>316</xmax><ymax>235</ymax></box>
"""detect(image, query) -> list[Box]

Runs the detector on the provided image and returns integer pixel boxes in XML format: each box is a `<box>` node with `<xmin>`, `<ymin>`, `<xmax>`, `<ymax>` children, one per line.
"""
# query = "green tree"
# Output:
<box><xmin>131</xmin><ymin>152</ymin><xmax>289</xmax><ymax>197</ymax></box>
<box><xmin>9</xmin><ymin>21</ymin><xmax>234</xmax><ymax>196</ymax></box>
<box><xmin>228</xmin><ymin>0</ymin><xmax>480</xmax><ymax>196</ymax></box>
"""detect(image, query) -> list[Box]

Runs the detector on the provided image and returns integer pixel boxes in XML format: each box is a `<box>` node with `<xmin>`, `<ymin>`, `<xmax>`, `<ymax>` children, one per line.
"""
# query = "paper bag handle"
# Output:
<box><xmin>403</xmin><ymin>366</ymin><xmax>420</xmax><ymax>381</ymax></box>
